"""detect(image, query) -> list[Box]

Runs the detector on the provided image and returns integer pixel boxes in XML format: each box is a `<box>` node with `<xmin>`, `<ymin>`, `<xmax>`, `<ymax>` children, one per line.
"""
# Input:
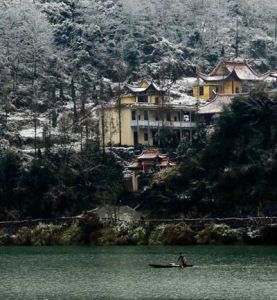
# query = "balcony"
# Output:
<box><xmin>130</xmin><ymin>120</ymin><xmax>197</xmax><ymax>129</ymax></box>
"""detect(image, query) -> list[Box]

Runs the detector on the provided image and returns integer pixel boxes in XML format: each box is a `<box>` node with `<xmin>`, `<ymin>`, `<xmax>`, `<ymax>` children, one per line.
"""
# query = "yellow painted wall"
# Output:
<box><xmin>121</xmin><ymin>96</ymin><xmax>136</xmax><ymax>104</ymax></box>
<box><xmin>121</xmin><ymin>94</ymin><xmax>161</xmax><ymax>105</ymax></box>
<box><xmin>149</xmin><ymin>95</ymin><xmax>160</xmax><ymax>104</ymax></box>
<box><xmin>193</xmin><ymin>81</ymin><xmax>242</xmax><ymax>99</ymax></box>
<box><xmin>222</xmin><ymin>80</ymin><xmax>241</xmax><ymax>94</ymax></box>
<box><xmin>100</xmin><ymin>104</ymin><xmax>195</xmax><ymax>146</ymax></box>
<box><xmin>100</xmin><ymin>106</ymin><xmax>134</xmax><ymax>146</ymax></box>
<box><xmin>100</xmin><ymin>106</ymin><xmax>156</xmax><ymax>146</ymax></box>
<box><xmin>193</xmin><ymin>85</ymin><xmax>216</xmax><ymax>100</ymax></box>
<box><xmin>137</xmin><ymin>129</ymin><xmax>153</xmax><ymax>145</ymax></box>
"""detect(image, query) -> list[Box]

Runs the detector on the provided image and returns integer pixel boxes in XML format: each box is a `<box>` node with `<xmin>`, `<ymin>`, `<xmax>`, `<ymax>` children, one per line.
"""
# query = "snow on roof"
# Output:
<box><xmin>170</xmin><ymin>94</ymin><xmax>198</xmax><ymax>106</ymax></box>
<box><xmin>126</xmin><ymin>85</ymin><xmax>147</xmax><ymax>93</ymax></box>
<box><xmin>125</xmin><ymin>80</ymin><xmax>166</xmax><ymax>94</ymax></box>
<box><xmin>198</xmin><ymin>93</ymin><xmax>238</xmax><ymax>115</ymax></box>
<box><xmin>199</xmin><ymin>60</ymin><xmax>270</xmax><ymax>82</ymax></box>
<box><xmin>197</xmin><ymin>73</ymin><xmax>230</xmax><ymax>82</ymax></box>
<box><xmin>224</xmin><ymin>61</ymin><xmax>268</xmax><ymax>81</ymax></box>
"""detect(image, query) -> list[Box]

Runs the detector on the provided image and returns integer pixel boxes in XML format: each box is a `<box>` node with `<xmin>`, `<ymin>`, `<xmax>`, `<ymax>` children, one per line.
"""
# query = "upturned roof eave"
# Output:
<box><xmin>197</xmin><ymin>59</ymin><xmax>270</xmax><ymax>82</ymax></box>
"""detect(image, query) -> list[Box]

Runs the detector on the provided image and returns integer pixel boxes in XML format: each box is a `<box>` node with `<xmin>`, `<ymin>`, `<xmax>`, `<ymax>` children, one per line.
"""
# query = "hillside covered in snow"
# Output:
<box><xmin>0</xmin><ymin>0</ymin><xmax>276</xmax><ymax>149</ymax></box>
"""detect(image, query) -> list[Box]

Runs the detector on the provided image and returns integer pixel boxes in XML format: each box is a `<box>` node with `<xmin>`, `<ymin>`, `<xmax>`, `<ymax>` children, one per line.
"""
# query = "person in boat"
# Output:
<box><xmin>177</xmin><ymin>252</ymin><xmax>187</xmax><ymax>268</ymax></box>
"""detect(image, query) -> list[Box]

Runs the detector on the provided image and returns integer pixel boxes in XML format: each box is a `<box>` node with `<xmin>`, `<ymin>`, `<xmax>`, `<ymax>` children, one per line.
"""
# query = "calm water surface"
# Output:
<box><xmin>0</xmin><ymin>245</ymin><xmax>277</xmax><ymax>300</ymax></box>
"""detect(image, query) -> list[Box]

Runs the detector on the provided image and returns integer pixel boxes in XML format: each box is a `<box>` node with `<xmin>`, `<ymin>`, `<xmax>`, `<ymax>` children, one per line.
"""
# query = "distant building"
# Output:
<box><xmin>90</xmin><ymin>205</ymin><xmax>142</xmax><ymax>223</ymax></box>
<box><xmin>193</xmin><ymin>60</ymin><xmax>274</xmax><ymax>123</ymax></box>
<box><xmin>270</xmin><ymin>72</ymin><xmax>277</xmax><ymax>88</ymax></box>
<box><xmin>99</xmin><ymin>80</ymin><xmax>197</xmax><ymax>146</ymax></box>
<box><xmin>193</xmin><ymin>60</ymin><xmax>270</xmax><ymax>101</ymax></box>
<box><xmin>128</xmin><ymin>149</ymin><xmax>174</xmax><ymax>191</ymax></box>
<box><xmin>198</xmin><ymin>93</ymin><xmax>249</xmax><ymax>124</ymax></box>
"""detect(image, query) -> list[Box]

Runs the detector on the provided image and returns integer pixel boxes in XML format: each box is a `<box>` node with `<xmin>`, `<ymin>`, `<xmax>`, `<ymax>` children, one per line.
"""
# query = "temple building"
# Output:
<box><xmin>128</xmin><ymin>149</ymin><xmax>174</xmax><ymax>191</ymax></box>
<box><xmin>193</xmin><ymin>60</ymin><xmax>270</xmax><ymax>101</ymax></box>
<box><xmin>194</xmin><ymin>60</ymin><xmax>273</xmax><ymax>123</ymax></box>
<box><xmin>99</xmin><ymin>80</ymin><xmax>197</xmax><ymax>146</ymax></box>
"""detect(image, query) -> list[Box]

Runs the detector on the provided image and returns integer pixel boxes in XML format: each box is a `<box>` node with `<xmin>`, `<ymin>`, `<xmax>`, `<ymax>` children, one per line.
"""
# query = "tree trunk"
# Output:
<box><xmin>71</xmin><ymin>78</ymin><xmax>78</xmax><ymax>123</ymax></box>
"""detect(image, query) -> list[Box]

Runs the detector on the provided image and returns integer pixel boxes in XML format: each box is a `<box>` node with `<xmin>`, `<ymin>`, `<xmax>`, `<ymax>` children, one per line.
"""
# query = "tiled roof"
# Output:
<box><xmin>137</xmin><ymin>149</ymin><xmax>166</xmax><ymax>160</ymax></box>
<box><xmin>225</xmin><ymin>61</ymin><xmax>268</xmax><ymax>80</ymax></box>
<box><xmin>196</xmin><ymin>73</ymin><xmax>229</xmax><ymax>82</ymax></box>
<box><xmin>128</xmin><ymin>149</ymin><xmax>174</xmax><ymax>170</ymax></box>
<box><xmin>198</xmin><ymin>93</ymin><xmax>240</xmax><ymax>115</ymax></box>
<box><xmin>125</xmin><ymin>80</ymin><xmax>166</xmax><ymax>94</ymax></box>
<box><xmin>198</xmin><ymin>60</ymin><xmax>270</xmax><ymax>82</ymax></box>
<box><xmin>126</xmin><ymin>85</ymin><xmax>147</xmax><ymax>93</ymax></box>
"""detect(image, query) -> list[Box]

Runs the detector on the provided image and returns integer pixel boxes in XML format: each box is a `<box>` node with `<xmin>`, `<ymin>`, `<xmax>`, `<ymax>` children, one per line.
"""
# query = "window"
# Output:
<box><xmin>155</xmin><ymin>97</ymin><xmax>159</xmax><ymax>104</ymax></box>
<box><xmin>174</xmin><ymin>116</ymin><xmax>177</xmax><ymax>122</ymax></box>
<box><xmin>215</xmin><ymin>86</ymin><xmax>219</xmax><ymax>93</ymax></box>
<box><xmin>166</xmin><ymin>112</ymin><xmax>171</xmax><ymax>122</ymax></box>
<box><xmin>144</xmin><ymin>132</ymin><xmax>148</xmax><ymax>141</ymax></box>
<box><xmin>183</xmin><ymin>114</ymin><xmax>190</xmax><ymax>122</ymax></box>
<box><xmin>199</xmin><ymin>86</ymin><xmax>204</xmax><ymax>96</ymax></box>
<box><xmin>131</xmin><ymin>110</ymin><xmax>136</xmax><ymax>121</ymax></box>
<box><xmin>144</xmin><ymin>110</ymin><xmax>148</xmax><ymax>121</ymax></box>
<box><xmin>133</xmin><ymin>132</ymin><xmax>138</xmax><ymax>145</ymax></box>
<box><xmin>138</xmin><ymin>95</ymin><xmax>148</xmax><ymax>103</ymax></box>
<box><xmin>235</xmin><ymin>87</ymin><xmax>240</xmax><ymax>93</ymax></box>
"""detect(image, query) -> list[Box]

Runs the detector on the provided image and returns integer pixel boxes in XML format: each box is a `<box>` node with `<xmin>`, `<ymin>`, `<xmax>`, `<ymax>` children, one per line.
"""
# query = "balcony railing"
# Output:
<box><xmin>130</xmin><ymin>120</ymin><xmax>197</xmax><ymax>128</ymax></box>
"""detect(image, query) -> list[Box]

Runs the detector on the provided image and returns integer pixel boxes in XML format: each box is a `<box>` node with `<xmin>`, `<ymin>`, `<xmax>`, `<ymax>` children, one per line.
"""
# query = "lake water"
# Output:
<box><xmin>0</xmin><ymin>246</ymin><xmax>277</xmax><ymax>300</ymax></box>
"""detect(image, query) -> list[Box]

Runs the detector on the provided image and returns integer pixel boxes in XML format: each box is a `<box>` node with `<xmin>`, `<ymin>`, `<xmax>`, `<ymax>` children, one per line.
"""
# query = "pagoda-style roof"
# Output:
<box><xmin>128</xmin><ymin>149</ymin><xmax>174</xmax><ymax>171</ymax></box>
<box><xmin>198</xmin><ymin>93</ymin><xmax>247</xmax><ymax>115</ymax></box>
<box><xmin>270</xmin><ymin>72</ymin><xmax>277</xmax><ymax>79</ymax></box>
<box><xmin>197</xmin><ymin>60</ymin><xmax>270</xmax><ymax>82</ymax></box>
<box><xmin>137</xmin><ymin>149</ymin><xmax>167</xmax><ymax>160</ymax></box>
<box><xmin>125</xmin><ymin>80</ymin><xmax>166</xmax><ymax>94</ymax></box>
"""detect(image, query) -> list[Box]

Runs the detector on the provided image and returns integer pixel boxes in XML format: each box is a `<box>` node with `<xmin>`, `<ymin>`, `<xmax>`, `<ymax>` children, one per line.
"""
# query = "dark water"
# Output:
<box><xmin>0</xmin><ymin>246</ymin><xmax>277</xmax><ymax>300</ymax></box>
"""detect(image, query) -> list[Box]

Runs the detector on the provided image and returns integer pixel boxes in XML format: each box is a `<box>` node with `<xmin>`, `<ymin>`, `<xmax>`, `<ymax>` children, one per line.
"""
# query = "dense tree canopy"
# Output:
<box><xmin>144</xmin><ymin>92</ymin><xmax>277</xmax><ymax>217</ymax></box>
<box><xmin>0</xmin><ymin>146</ymin><xmax>124</xmax><ymax>220</ymax></box>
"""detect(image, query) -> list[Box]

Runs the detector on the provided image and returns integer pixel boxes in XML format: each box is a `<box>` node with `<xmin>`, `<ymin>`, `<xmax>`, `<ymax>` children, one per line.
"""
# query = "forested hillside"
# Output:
<box><xmin>0</xmin><ymin>0</ymin><xmax>277</xmax><ymax>220</ymax></box>
<box><xmin>0</xmin><ymin>0</ymin><xmax>277</xmax><ymax>112</ymax></box>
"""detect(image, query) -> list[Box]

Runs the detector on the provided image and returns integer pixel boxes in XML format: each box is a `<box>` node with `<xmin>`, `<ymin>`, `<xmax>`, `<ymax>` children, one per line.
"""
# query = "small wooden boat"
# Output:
<box><xmin>149</xmin><ymin>263</ymin><xmax>193</xmax><ymax>268</ymax></box>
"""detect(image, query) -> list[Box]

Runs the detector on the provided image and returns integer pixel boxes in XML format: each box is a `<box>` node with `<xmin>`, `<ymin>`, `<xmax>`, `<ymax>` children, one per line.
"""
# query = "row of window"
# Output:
<box><xmin>198</xmin><ymin>86</ymin><xmax>240</xmax><ymax>96</ymax></box>
<box><xmin>131</xmin><ymin>110</ymin><xmax>193</xmax><ymax>122</ymax></box>
<box><xmin>134</xmin><ymin>129</ymin><xmax>193</xmax><ymax>143</ymax></box>
<box><xmin>138</xmin><ymin>96</ymin><xmax>160</xmax><ymax>104</ymax></box>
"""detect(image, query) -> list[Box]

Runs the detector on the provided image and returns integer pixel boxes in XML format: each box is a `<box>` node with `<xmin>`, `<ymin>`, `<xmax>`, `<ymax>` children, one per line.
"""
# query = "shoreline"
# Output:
<box><xmin>1</xmin><ymin>214</ymin><xmax>277</xmax><ymax>246</ymax></box>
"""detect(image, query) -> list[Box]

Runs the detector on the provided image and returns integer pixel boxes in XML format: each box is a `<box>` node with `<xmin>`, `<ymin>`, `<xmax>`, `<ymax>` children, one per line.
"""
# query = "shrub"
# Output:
<box><xmin>163</xmin><ymin>223</ymin><xmax>194</xmax><ymax>245</ymax></box>
<box><xmin>14</xmin><ymin>227</ymin><xmax>32</xmax><ymax>245</ymax></box>
<box><xmin>31</xmin><ymin>223</ymin><xmax>63</xmax><ymax>246</ymax></box>
<box><xmin>196</xmin><ymin>224</ymin><xmax>242</xmax><ymax>244</ymax></box>
<box><xmin>131</xmin><ymin>226</ymin><xmax>147</xmax><ymax>245</ymax></box>
<box><xmin>259</xmin><ymin>225</ymin><xmax>277</xmax><ymax>244</ymax></box>
<box><xmin>0</xmin><ymin>229</ymin><xmax>10</xmax><ymax>245</ymax></box>
<box><xmin>149</xmin><ymin>224</ymin><xmax>166</xmax><ymax>245</ymax></box>
<box><xmin>59</xmin><ymin>223</ymin><xmax>82</xmax><ymax>245</ymax></box>
<box><xmin>96</xmin><ymin>227</ymin><xmax>118</xmax><ymax>246</ymax></box>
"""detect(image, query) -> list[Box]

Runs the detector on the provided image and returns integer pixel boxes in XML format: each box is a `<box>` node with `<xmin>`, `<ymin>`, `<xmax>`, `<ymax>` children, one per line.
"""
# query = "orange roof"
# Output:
<box><xmin>128</xmin><ymin>149</ymin><xmax>174</xmax><ymax>170</ymax></box>
<box><xmin>137</xmin><ymin>149</ymin><xmax>166</xmax><ymax>160</ymax></box>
